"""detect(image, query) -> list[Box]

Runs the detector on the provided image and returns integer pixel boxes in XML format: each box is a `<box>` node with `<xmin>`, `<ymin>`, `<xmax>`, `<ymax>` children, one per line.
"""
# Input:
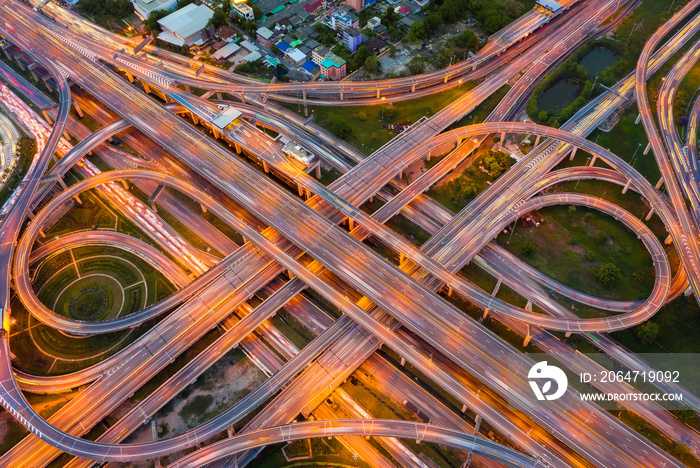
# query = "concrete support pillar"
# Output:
<box><xmin>305</xmin><ymin>187</ymin><xmax>311</xmax><ymax>199</ymax></box>
<box><xmin>461</xmin><ymin>404</ymin><xmax>468</xmax><ymax>413</ymax></box>
<box><xmin>29</xmin><ymin>68</ymin><xmax>38</xmax><ymax>82</ymax></box>
<box><xmin>72</xmin><ymin>99</ymin><xmax>83</xmax><ymax>118</ymax></box>
<box><xmin>217</xmin><ymin>92</ymin><xmax>223</xmax><ymax>100</ymax></box>
<box><xmin>184</xmin><ymin>84</ymin><xmax>190</xmax><ymax>93</ymax></box>
<box><xmin>303</xmin><ymin>89</ymin><xmax>308</xmax><ymax>117</ymax></box>
<box><xmin>298</xmin><ymin>184</ymin><xmax>304</xmax><ymax>197</ymax></box>
<box><xmin>569</xmin><ymin>147</ymin><xmax>577</xmax><ymax>161</ymax></box>
<box><xmin>376</xmin><ymin>89</ymin><xmax>380</xmax><ymax>99</ymax></box>
<box><xmin>685</xmin><ymin>286</ymin><xmax>693</xmax><ymax>297</ymax></box>
<box><xmin>42</xmin><ymin>110</ymin><xmax>53</xmax><ymax>125</ymax></box>
<box><xmin>565</xmin><ymin>331</ymin><xmax>572</xmax><ymax>338</ymax></box>
<box><xmin>316</xmin><ymin>163</ymin><xmax>321</xmax><ymax>179</ymax></box>
<box><xmin>534</xmin><ymin>135</ymin><xmax>541</xmax><ymax>146</ymax></box>
<box><xmin>400</xmin><ymin>356</ymin><xmax>406</xmax><ymax>366</ymax></box>
<box><xmin>58</xmin><ymin>178</ymin><xmax>68</xmax><ymax>190</ymax></box>
<box><xmin>645</xmin><ymin>208</ymin><xmax>654</xmax><ymax>221</ymax></box>
<box><xmin>63</xmin><ymin>131</ymin><xmax>71</xmax><ymax>141</ymax></box>
<box><xmin>213</xmin><ymin>128</ymin><xmax>220</xmax><ymax>139</ymax></box>
<box><xmin>399</xmin><ymin>252</ymin><xmax>405</xmax><ymax>265</ymax></box>
<box><xmin>589</xmin><ymin>154</ymin><xmax>597</xmax><ymax>166</ymax></box>
<box><xmin>126</xmin><ymin>71</ymin><xmax>134</xmax><ymax>83</ymax></box>
<box><xmin>73</xmin><ymin>194</ymin><xmax>82</xmax><ymax>204</ymax></box>
<box><xmin>655</xmin><ymin>177</ymin><xmax>664</xmax><ymax>189</ymax></box>
<box><xmin>2</xmin><ymin>46</ymin><xmax>11</xmax><ymax>60</ymax></box>
<box><xmin>635</xmin><ymin>113</ymin><xmax>641</xmax><ymax>125</ymax></box>
<box><xmin>500</xmin><ymin>131</ymin><xmax>505</xmax><ymax>142</ymax></box>
<box><xmin>240</xmin><ymin>93</ymin><xmax>246</xmax><ymax>104</ymax></box>
<box><xmin>201</xmin><ymin>203</ymin><xmax>207</xmax><ymax>213</ymax></box>
<box><xmin>411</xmin><ymin>83</ymin><xmax>416</xmax><ymax>92</ymax></box>
<box><xmin>473</xmin><ymin>415</ymin><xmax>482</xmax><ymax>434</ymax></box>
<box><xmin>622</xmin><ymin>180</ymin><xmax>631</xmax><ymax>194</ymax></box>
<box><xmin>443</xmin><ymin>75</ymin><xmax>448</xmax><ymax>83</ymax></box>
<box><xmin>234</xmin><ymin>142</ymin><xmax>242</xmax><ymax>154</ymax></box>
<box><xmin>492</xmin><ymin>279</ymin><xmax>502</xmax><ymax>296</ymax></box>
<box><xmin>122</xmin><ymin>180</ymin><xmax>130</xmax><ymax>190</ymax></box>
<box><xmin>263</xmin><ymin>161</ymin><xmax>269</xmax><ymax>173</ymax></box>
<box><xmin>525</xmin><ymin>300</ymin><xmax>532</xmax><ymax>311</ymax></box>
<box><xmin>665</xmin><ymin>234</ymin><xmax>672</xmax><ymax>244</ymax></box>
<box><xmin>191</xmin><ymin>112</ymin><xmax>199</xmax><ymax>125</ymax></box>
<box><xmin>523</xmin><ymin>324</ymin><xmax>532</xmax><ymax>347</ymax></box>
<box><xmin>348</xmin><ymin>218</ymin><xmax>354</xmax><ymax>230</ymax></box>
<box><xmin>340</xmin><ymin>91</ymin><xmax>343</xmax><ymax>100</ymax></box>
<box><xmin>482</xmin><ymin>309</ymin><xmax>489</xmax><ymax>319</ymax></box>
<box><xmin>447</xmin><ymin>286</ymin><xmax>453</xmax><ymax>297</ymax></box>
<box><xmin>426</xmin><ymin>150</ymin><xmax>431</xmax><ymax>162</ymax></box>
<box><xmin>643</xmin><ymin>142</ymin><xmax>651</xmax><ymax>155</ymax></box>
<box><xmin>143</xmin><ymin>81</ymin><xmax>151</xmax><ymax>94</ymax></box>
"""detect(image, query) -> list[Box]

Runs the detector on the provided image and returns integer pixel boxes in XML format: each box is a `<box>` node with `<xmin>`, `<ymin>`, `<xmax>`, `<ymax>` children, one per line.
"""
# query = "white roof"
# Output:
<box><xmin>212</xmin><ymin>42</ymin><xmax>241</xmax><ymax>59</ymax></box>
<box><xmin>244</xmin><ymin>51</ymin><xmax>262</xmax><ymax>62</ymax></box>
<box><xmin>211</xmin><ymin>107</ymin><xmax>242</xmax><ymax>130</ymax></box>
<box><xmin>158</xmin><ymin>4</ymin><xmax>214</xmax><ymax>39</ymax></box>
<box><xmin>286</xmin><ymin>48</ymin><xmax>306</xmax><ymax>62</ymax></box>
<box><xmin>536</xmin><ymin>0</ymin><xmax>562</xmax><ymax>12</ymax></box>
<box><xmin>157</xmin><ymin>30</ymin><xmax>185</xmax><ymax>46</ymax></box>
<box><xmin>240</xmin><ymin>40</ymin><xmax>259</xmax><ymax>52</ymax></box>
<box><xmin>257</xmin><ymin>27</ymin><xmax>274</xmax><ymax>40</ymax></box>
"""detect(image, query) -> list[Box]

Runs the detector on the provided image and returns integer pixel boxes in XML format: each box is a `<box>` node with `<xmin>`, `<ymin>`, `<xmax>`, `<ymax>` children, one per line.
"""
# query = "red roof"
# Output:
<box><xmin>397</xmin><ymin>5</ymin><xmax>411</xmax><ymax>15</ymax></box>
<box><xmin>304</xmin><ymin>0</ymin><xmax>323</xmax><ymax>13</ymax></box>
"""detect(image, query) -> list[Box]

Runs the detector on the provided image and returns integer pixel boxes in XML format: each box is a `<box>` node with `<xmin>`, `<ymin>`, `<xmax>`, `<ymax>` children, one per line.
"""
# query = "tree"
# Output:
<box><xmin>452</xmin><ymin>29</ymin><xmax>480</xmax><ymax>51</ymax></box>
<box><xmin>407</xmin><ymin>57</ymin><xmax>426</xmax><ymax>75</ymax></box>
<box><xmin>144</xmin><ymin>9</ymin><xmax>170</xmax><ymax>33</ymax></box>
<box><xmin>252</xmin><ymin>5</ymin><xmax>263</xmax><ymax>20</ymax></box>
<box><xmin>208</xmin><ymin>9</ymin><xmax>228</xmax><ymax>29</ymax></box>
<box><xmin>675</xmin><ymin>409</ymin><xmax>698</xmax><ymax>425</ymax></box>
<box><xmin>595</xmin><ymin>231</ymin><xmax>608</xmax><ymax>244</ymax></box>
<box><xmin>177</xmin><ymin>0</ymin><xmax>195</xmax><ymax>8</ymax></box>
<box><xmin>521</xmin><ymin>241</ymin><xmax>535</xmax><ymax>256</ymax></box>
<box><xmin>636</xmin><ymin>321</ymin><xmax>660</xmax><ymax>345</ymax></box>
<box><xmin>538</xmin><ymin>111</ymin><xmax>550</xmax><ymax>122</ymax></box>
<box><xmin>364</xmin><ymin>54</ymin><xmax>380</xmax><ymax>73</ymax></box>
<box><xmin>592</xmin><ymin>263</ymin><xmax>621</xmax><ymax>287</ymax></box>
<box><xmin>632</xmin><ymin>269</ymin><xmax>645</xmax><ymax>283</ymax></box>
<box><xmin>270</xmin><ymin>44</ymin><xmax>281</xmax><ymax>55</ymax></box>
<box><xmin>329</xmin><ymin>118</ymin><xmax>352</xmax><ymax>139</ymax></box>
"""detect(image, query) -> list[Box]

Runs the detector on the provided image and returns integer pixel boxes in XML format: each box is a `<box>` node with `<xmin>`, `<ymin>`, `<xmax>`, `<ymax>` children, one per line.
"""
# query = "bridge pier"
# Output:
<box><xmin>569</xmin><ymin>147</ymin><xmax>577</xmax><ymax>161</ymax></box>
<box><xmin>72</xmin><ymin>99</ymin><xmax>83</xmax><ymax>118</ymax></box>
<box><xmin>142</xmin><ymin>81</ymin><xmax>151</xmax><ymax>94</ymax></box>
<box><xmin>565</xmin><ymin>331</ymin><xmax>572</xmax><ymax>338</ymax></box>
<box><xmin>234</xmin><ymin>142</ymin><xmax>242</xmax><ymax>154</ymax></box>
<box><xmin>376</xmin><ymin>89</ymin><xmax>380</xmax><ymax>99</ymax></box>
<box><xmin>482</xmin><ymin>308</ymin><xmax>489</xmax><ymax>319</ymax></box>
<box><xmin>184</xmin><ymin>83</ymin><xmax>190</xmax><ymax>93</ymax></box>
<box><xmin>443</xmin><ymin>75</ymin><xmax>448</xmax><ymax>83</ymax></box>
<box><xmin>316</xmin><ymin>162</ymin><xmax>321</xmax><ymax>179</ymax></box>
<box><xmin>306</xmin><ymin>187</ymin><xmax>311</xmax><ymax>199</ymax></box>
<box><xmin>622</xmin><ymin>180</ymin><xmax>631</xmax><ymax>194</ymax></box>
<box><xmin>685</xmin><ymin>285</ymin><xmax>693</xmax><ymax>296</ymax></box>
<box><xmin>534</xmin><ymin>135</ymin><xmax>540</xmax><ymax>146</ymax></box>
<box><xmin>125</xmin><ymin>71</ymin><xmax>134</xmax><ymax>83</ymax></box>
<box><xmin>500</xmin><ymin>131</ymin><xmax>505</xmax><ymax>142</ymax></box>
<box><xmin>645</xmin><ymin>208</ymin><xmax>654</xmax><ymax>220</ymax></box>
<box><xmin>263</xmin><ymin>161</ymin><xmax>269</xmax><ymax>173</ymax></box>
<box><xmin>588</xmin><ymin>154</ymin><xmax>597</xmax><ymax>166</ymax></box>
<box><xmin>492</xmin><ymin>278</ymin><xmax>502</xmax><ymax>296</ymax></box>
<box><xmin>73</xmin><ymin>194</ymin><xmax>82</xmax><ymax>204</ymax></box>
<box><xmin>643</xmin><ymin>142</ymin><xmax>651</xmax><ymax>155</ymax></box>
<box><xmin>339</xmin><ymin>91</ymin><xmax>343</xmax><ymax>100</ymax></box>
<box><xmin>42</xmin><ymin>110</ymin><xmax>53</xmax><ymax>125</ymax></box>
<box><xmin>28</xmin><ymin>63</ymin><xmax>39</xmax><ymax>81</ymax></box>
<box><xmin>217</xmin><ymin>92</ymin><xmax>223</xmax><ymax>100</ymax></box>
<box><xmin>665</xmin><ymin>234</ymin><xmax>672</xmax><ymax>244</ymax></box>
<box><xmin>348</xmin><ymin>218</ymin><xmax>354</xmax><ymax>230</ymax></box>
<box><xmin>525</xmin><ymin>300</ymin><xmax>532</xmax><ymax>311</ymax></box>
<box><xmin>298</xmin><ymin>184</ymin><xmax>304</xmax><ymax>197</ymax></box>
<box><xmin>655</xmin><ymin>177</ymin><xmax>664</xmax><ymax>189</ymax></box>
<box><xmin>461</xmin><ymin>404</ymin><xmax>468</xmax><ymax>413</ymax></box>
<box><xmin>400</xmin><ymin>356</ymin><xmax>406</xmax><ymax>366</ymax></box>
<box><xmin>191</xmin><ymin>111</ymin><xmax>199</xmax><ymax>125</ymax></box>
<box><xmin>523</xmin><ymin>324</ymin><xmax>532</xmax><ymax>347</ymax></box>
<box><xmin>635</xmin><ymin>113</ymin><xmax>641</xmax><ymax>125</ymax></box>
<box><xmin>411</xmin><ymin>83</ymin><xmax>416</xmax><ymax>92</ymax></box>
<box><xmin>303</xmin><ymin>89</ymin><xmax>307</xmax><ymax>117</ymax></box>
<box><xmin>425</xmin><ymin>150</ymin><xmax>431</xmax><ymax>162</ymax></box>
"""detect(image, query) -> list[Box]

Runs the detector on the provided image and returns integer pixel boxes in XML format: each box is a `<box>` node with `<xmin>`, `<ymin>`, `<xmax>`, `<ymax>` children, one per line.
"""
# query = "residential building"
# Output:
<box><xmin>157</xmin><ymin>4</ymin><xmax>214</xmax><ymax>46</ymax></box>
<box><xmin>286</xmin><ymin>48</ymin><xmax>307</xmax><ymax>66</ymax></box>
<box><xmin>256</xmin><ymin>26</ymin><xmax>276</xmax><ymax>47</ymax></box>
<box><xmin>396</xmin><ymin>5</ymin><xmax>411</xmax><ymax>16</ymax></box>
<box><xmin>302</xmin><ymin>60</ymin><xmax>321</xmax><ymax>78</ymax></box>
<box><xmin>306</xmin><ymin>38</ymin><xmax>320</xmax><ymax>51</ymax></box>
<box><xmin>343</xmin><ymin>27</ymin><xmax>362</xmax><ymax>53</ymax></box>
<box><xmin>215</xmin><ymin>26</ymin><xmax>238</xmax><ymax>41</ymax></box>
<box><xmin>132</xmin><ymin>0</ymin><xmax>177</xmax><ymax>20</ymax></box>
<box><xmin>312</xmin><ymin>45</ymin><xmax>330</xmax><ymax>65</ymax></box>
<box><xmin>366</xmin><ymin>16</ymin><xmax>381</xmax><ymax>30</ymax></box>
<box><xmin>347</xmin><ymin>0</ymin><xmax>364</xmax><ymax>12</ymax></box>
<box><xmin>320</xmin><ymin>54</ymin><xmax>346</xmax><ymax>80</ymax></box>
<box><xmin>232</xmin><ymin>2</ymin><xmax>254</xmax><ymax>20</ymax></box>
<box><xmin>365</xmin><ymin>36</ymin><xmax>387</xmax><ymax>54</ymax></box>
<box><xmin>212</xmin><ymin>42</ymin><xmax>241</xmax><ymax>60</ymax></box>
<box><xmin>331</xmin><ymin>10</ymin><xmax>359</xmax><ymax>30</ymax></box>
<box><xmin>303</xmin><ymin>0</ymin><xmax>325</xmax><ymax>15</ymax></box>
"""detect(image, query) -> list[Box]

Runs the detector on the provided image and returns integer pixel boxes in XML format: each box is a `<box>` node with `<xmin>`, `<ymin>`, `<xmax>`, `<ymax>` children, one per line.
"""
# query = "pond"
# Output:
<box><xmin>537</xmin><ymin>79</ymin><xmax>582</xmax><ymax>113</ymax></box>
<box><xmin>579</xmin><ymin>46</ymin><xmax>619</xmax><ymax>77</ymax></box>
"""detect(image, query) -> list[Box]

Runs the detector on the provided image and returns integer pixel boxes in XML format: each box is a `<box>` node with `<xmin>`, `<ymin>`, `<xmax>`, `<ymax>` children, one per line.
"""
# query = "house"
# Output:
<box><xmin>399</xmin><ymin>14</ymin><xmax>419</xmax><ymax>28</ymax></box>
<box><xmin>320</xmin><ymin>54</ymin><xmax>346</xmax><ymax>80</ymax></box>
<box><xmin>413</xmin><ymin>0</ymin><xmax>429</xmax><ymax>7</ymax></box>
<box><xmin>256</xmin><ymin>26</ymin><xmax>276</xmax><ymax>47</ymax></box>
<box><xmin>286</xmin><ymin>48</ymin><xmax>307</xmax><ymax>66</ymax></box>
<box><xmin>331</xmin><ymin>10</ymin><xmax>359</xmax><ymax>30</ymax></box>
<box><xmin>157</xmin><ymin>4</ymin><xmax>214</xmax><ymax>46</ymax></box>
<box><xmin>312</xmin><ymin>45</ymin><xmax>330</xmax><ymax>65</ymax></box>
<box><xmin>215</xmin><ymin>26</ymin><xmax>238</xmax><ymax>41</ymax></box>
<box><xmin>289</xmin><ymin>15</ymin><xmax>304</xmax><ymax>26</ymax></box>
<box><xmin>212</xmin><ymin>42</ymin><xmax>241</xmax><ymax>60</ymax></box>
<box><xmin>364</xmin><ymin>36</ymin><xmax>387</xmax><ymax>54</ymax></box>
<box><xmin>306</xmin><ymin>38</ymin><xmax>320</xmax><ymax>51</ymax></box>
<box><xmin>343</xmin><ymin>27</ymin><xmax>362</xmax><ymax>53</ymax></box>
<box><xmin>302</xmin><ymin>60</ymin><xmax>321</xmax><ymax>78</ymax></box>
<box><xmin>276</xmin><ymin>17</ymin><xmax>292</xmax><ymax>30</ymax></box>
<box><xmin>396</xmin><ymin>5</ymin><xmax>411</xmax><ymax>16</ymax></box>
<box><xmin>276</xmin><ymin>40</ymin><xmax>291</xmax><ymax>53</ymax></box>
<box><xmin>132</xmin><ymin>0</ymin><xmax>177</xmax><ymax>20</ymax></box>
<box><xmin>303</xmin><ymin>0</ymin><xmax>325</xmax><ymax>16</ymax></box>
<box><xmin>366</xmin><ymin>16</ymin><xmax>381</xmax><ymax>30</ymax></box>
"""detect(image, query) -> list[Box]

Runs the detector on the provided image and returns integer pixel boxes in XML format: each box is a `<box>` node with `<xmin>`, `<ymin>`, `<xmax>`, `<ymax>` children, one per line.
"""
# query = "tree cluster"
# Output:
<box><xmin>592</xmin><ymin>263</ymin><xmax>621</xmax><ymax>287</ymax></box>
<box><xmin>76</xmin><ymin>0</ymin><xmax>132</xmax><ymax>26</ymax></box>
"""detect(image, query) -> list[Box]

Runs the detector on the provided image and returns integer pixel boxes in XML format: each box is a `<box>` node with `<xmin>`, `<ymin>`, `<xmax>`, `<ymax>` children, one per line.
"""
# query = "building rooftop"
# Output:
<box><xmin>212</xmin><ymin>42</ymin><xmax>240</xmax><ymax>59</ymax></box>
<box><xmin>321</xmin><ymin>54</ymin><xmax>346</xmax><ymax>68</ymax></box>
<box><xmin>344</xmin><ymin>27</ymin><xmax>361</xmax><ymax>38</ymax></box>
<box><xmin>158</xmin><ymin>4</ymin><xmax>214</xmax><ymax>39</ymax></box>
<box><xmin>536</xmin><ymin>0</ymin><xmax>562</xmax><ymax>12</ymax></box>
<box><xmin>287</xmin><ymin>48</ymin><xmax>307</xmax><ymax>62</ymax></box>
<box><xmin>257</xmin><ymin>26</ymin><xmax>275</xmax><ymax>40</ymax></box>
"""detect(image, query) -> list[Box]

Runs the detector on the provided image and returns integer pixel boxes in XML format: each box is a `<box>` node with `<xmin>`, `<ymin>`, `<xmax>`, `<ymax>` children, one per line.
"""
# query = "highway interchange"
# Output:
<box><xmin>0</xmin><ymin>0</ymin><xmax>699</xmax><ymax>466</ymax></box>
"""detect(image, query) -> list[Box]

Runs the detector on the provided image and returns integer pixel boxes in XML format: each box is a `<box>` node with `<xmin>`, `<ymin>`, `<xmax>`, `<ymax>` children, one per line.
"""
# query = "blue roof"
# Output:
<box><xmin>302</xmin><ymin>61</ymin><xmax>318</xmax><ymax>72</ymax></box>
<box><xmin>276</xmin><ymin>41</ymin><xmax>291</xmax><ymax>52</ymax></box>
